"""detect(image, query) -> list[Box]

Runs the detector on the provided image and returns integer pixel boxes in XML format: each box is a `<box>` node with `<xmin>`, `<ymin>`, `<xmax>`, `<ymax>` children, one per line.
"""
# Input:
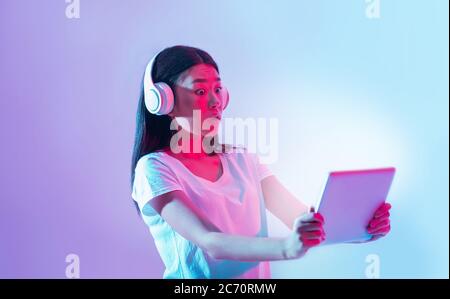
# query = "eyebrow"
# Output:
<box><xmin>191</xmin><ymin>77</ymin><xmax>221</xmax><ymax>84</ymax></box>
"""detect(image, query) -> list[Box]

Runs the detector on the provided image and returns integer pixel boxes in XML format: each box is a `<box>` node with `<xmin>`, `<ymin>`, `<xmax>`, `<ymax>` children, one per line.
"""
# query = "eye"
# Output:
<box><xmin>195</xmin><ymin>89</ymin><xmax>206</xmax><ymax>96</ymax></box>
<box><xmin>215</xmin><ymin>87</ymin><xmax>222</xmax><ymax>93</ymax></box>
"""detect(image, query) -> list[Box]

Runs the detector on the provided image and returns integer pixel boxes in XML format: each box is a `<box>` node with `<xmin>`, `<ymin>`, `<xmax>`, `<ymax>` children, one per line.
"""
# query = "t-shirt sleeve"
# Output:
<box><xmin>241</xmin><ymin>148</ymin><xmax>273</xmax><ymax>181</ymax></box>
<box><xmin>131</xmin><ymin>156</ymin><xmax>183</xmax><ymax>212</ymax></box>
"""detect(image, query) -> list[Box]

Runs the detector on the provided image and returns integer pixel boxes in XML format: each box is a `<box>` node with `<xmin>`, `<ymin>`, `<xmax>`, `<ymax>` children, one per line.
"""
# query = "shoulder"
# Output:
<box><xmin>135</xmin><ymin>151</ymin><xmax>173</xmax><ymax>175</ymax></box>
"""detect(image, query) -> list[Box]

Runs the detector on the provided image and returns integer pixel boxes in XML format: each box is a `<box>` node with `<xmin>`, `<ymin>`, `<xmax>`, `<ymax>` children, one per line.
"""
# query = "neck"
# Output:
<box><xmin>168</xmin><ymin>129</ymin><xmax>220</xmax><ymax>159</ymax></box>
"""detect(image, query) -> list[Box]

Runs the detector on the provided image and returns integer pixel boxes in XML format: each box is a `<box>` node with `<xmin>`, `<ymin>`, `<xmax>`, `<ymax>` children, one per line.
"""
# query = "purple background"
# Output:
<box><xmin>0</xmin><ymin>0</ymin><xmax>164</xmax><ymax>278</ymax></box>
<box><xmin>0</xmin><ymin>0</ymin><xmax>448</xmax><ymax>278</ymax></box>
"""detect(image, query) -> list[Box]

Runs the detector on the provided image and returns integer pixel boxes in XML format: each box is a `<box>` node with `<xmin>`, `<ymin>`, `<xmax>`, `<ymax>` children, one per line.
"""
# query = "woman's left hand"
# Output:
<box><xmin>366</xmin><ymin>202</ymin><xmax>392</xmax><ymax>241</ymax></box>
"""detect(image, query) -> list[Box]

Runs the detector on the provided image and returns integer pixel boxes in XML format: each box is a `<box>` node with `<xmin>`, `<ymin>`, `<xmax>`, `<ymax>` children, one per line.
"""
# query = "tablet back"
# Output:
<box><xmin>317</xmin><ymin>167</ymin><xmax>396</xmax><ymax>245</ymax></box>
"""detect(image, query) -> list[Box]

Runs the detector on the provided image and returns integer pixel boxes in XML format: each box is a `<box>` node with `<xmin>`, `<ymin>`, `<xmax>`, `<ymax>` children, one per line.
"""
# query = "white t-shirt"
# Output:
<box><xmin>131</xmin><ymin>147</ymin><xmax>274</xmax><ymax>279</ymax></box>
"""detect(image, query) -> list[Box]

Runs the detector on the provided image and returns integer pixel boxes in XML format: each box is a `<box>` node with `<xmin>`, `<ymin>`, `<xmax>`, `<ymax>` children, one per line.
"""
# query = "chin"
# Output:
<box><xmin>202</xmin><ymin>117</ymin><xmax>221</xmax><ymax>127</ymax></box>
<box><xmin>201</xmin><ymin>130</ymin><xmax>219</xmax><ymax>137</ymax></box>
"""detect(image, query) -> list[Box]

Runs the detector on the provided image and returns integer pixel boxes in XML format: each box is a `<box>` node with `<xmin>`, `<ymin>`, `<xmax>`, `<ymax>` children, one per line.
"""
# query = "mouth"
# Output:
<box><xmin>209</xmin><ymin>111</ymin><xmax>222</xmax><ymax>120</ymax></box>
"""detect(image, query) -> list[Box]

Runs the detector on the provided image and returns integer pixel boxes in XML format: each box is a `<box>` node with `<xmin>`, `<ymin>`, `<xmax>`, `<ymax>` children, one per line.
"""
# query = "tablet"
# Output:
<box><xmin>315</xmin><ymin>167</ymin><xmax>396</xmax><ymax>245</ymax></box>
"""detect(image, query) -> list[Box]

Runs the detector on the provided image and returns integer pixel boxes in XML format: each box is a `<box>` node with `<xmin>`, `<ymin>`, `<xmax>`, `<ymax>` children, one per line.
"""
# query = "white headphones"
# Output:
<box><xmin>143</xmin><ymin>50</ymin><xmax>229</xmax><ymax>115</ymax></box>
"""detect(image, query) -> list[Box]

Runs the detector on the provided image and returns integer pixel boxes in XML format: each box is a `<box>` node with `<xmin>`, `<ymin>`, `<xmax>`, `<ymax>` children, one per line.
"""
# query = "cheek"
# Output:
<box><xmin>174</xmin><ymin>94</ymin><xmax>210</xmax><ymax>116</ymax></box>
<box><xmin>175</xmin><ymin>96</ymin><xmax>197</xmax><ymax>113</ymax></box>
<box><xmin>190</xmin><ymin>98</ymin><xmax>211</xmax><ymax>114</ymax></box>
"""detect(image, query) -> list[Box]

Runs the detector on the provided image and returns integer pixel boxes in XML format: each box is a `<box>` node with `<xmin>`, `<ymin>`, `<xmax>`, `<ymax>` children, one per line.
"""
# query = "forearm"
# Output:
<box><xmin>204</xmin><ymin>232</ymin><xmax>287</xmax><ymax>261</ymax></box>
<box><xmin>261</xmin><ymin>176</ymin><xmax>310</xmax><ymax>229</ymax></box>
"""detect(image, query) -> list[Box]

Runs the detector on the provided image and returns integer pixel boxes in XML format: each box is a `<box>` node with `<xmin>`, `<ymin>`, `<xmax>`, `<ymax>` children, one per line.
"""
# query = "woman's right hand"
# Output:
<box><xmin>283</xmin><ymin>208</ymin><xmax>326</xmax><ymax>260</ymax></box>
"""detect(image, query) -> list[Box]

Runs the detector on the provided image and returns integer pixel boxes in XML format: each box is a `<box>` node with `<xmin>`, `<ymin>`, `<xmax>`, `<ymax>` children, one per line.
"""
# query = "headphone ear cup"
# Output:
<box><xmin>154</xmin><ymin>82</ymin><xmax>175</xmax><ymax>115</ymax></box>
<box><xmin>144</xmin><ymin>87</ymin><xmax>161</xmax><ymax>114</ymax></box>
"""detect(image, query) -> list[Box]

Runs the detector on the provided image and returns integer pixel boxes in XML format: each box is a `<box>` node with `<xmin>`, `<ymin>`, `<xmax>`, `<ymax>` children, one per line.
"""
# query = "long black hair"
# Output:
<box><xmin>130</xmin><ymin>45</ymin><xmax>220</xmax><ymax>214</ymax></box>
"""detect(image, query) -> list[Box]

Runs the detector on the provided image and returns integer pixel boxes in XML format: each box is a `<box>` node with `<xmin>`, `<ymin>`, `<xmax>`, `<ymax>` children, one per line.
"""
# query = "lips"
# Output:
<box><xmin>209</xmin><ymin>111</ymin><xmax>221</xmax><ymax>119</ymax></box>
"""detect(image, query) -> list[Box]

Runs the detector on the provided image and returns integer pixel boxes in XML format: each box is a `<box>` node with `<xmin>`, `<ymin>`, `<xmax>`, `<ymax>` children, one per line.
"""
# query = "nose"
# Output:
<box><xmin>208</xmin><ymin>91</ymin><xmax>222</xmax><ymax>110</ymax></box>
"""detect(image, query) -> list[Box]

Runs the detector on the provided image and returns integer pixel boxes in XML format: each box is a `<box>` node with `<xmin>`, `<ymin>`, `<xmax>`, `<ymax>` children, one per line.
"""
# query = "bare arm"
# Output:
<box><xmin>261</xmin><ymin>175</ymin><xmax>310</xmax><ymax>229</ymax></box>
<box><xmin>147</xmin><ymin>190</ymin><xmax>287</xmax><ymax>261</ymax></box>
<box><xmin>205</xmin><ymin>232</ymin><xmax>287</xmax><ymax>261</ymax></box>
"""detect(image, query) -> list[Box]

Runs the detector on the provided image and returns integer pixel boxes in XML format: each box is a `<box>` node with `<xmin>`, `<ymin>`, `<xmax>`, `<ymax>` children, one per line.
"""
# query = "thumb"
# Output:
<box><xmin>292</xmin><ymin>215</ymin><xmax>303</xmax><ymax>231</ymax></box>
<box><xmin>293</xmin><ymin>207</ymin><xmax>315</xmax><ymax>230</ymax></box>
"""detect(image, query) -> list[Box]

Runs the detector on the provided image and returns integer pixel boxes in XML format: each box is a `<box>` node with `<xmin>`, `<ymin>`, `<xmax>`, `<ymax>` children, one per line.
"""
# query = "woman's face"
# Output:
<box><xmin>169</xmin><ymin>63</ymin><xmax>226</xmax><ymax>135</ymax></box>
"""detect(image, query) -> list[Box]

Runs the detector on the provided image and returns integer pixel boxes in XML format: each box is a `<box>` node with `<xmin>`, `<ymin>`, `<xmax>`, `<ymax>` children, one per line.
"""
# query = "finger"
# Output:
<box><xmin>369</xmin><ymin>227</ymin><xmax>390</xmax><ymax>236</ymax></box>
<box><xmin>299</xmin><ymin>212</ymin><xmax>316</xmax><ymax>222</ymax></box>
<box><xmin>313</xmin><ymin>213</ymin><xmax>325</xmax><ymax>223</ymax></box>
<box><xmin>301</xmin><ymin>230</ymin><xmax>325</xmax><ymax>239</ymax></box>
<box><xmin>301</xmin><ymin>238</ymin><xmax>323</xmax><ymax>247</ymax></box>
<box><xmin>370</xmin><ymin>218</ymin><xmax>390</xmax><ymax>229</ymax></box>
<box><xmin>368</xmin><ymin>220</ymin><xmax>390</xmax><ymax>234</ymax></box>
<box><xmin>375</xmin><ymin>202</ymin><xmax>391</xmax><ymax>217</ymax></box>
<box><xmin>300</xmin><ymin>229</ymin><xmax>326</xmax><ymax>242</ymax></box>
<box><xmin>298</xmin><ymin>229</ymin><xmax>325</xmax><ymax>239</ymax></box>
<box><xmin>368</xmin><ymin>223</ymin><xmax>391</xmax><ymax>235</ymax></box>
<box><xmin>370</xmin><ymin>223</ymin><xmax>390</xmax><ymax>234</ymax></box>
<box><xmin>368</xmin><ymin>217</ymin><xmax>390</xmax><ymax>230</ymax></box>
<box><xmin>299</xmin><ymin>236</ymin><xmax>325</xmax><ymax>244</ymax></box>
<box><xmin>372</xmin><ymin>214</ymin><xmax>390</xmax><ymax>227</ymax></box>
<box><xmin>298</xmin><ymin>227</ymin><xmax>324</xmax><ymax>237</ymax></box>
<box><xmin>369</xmin><ymin>216</ymin><xmax>390</xmax><ymax>228</ymax></box>
<box><xmin>293</xmin><ymin>216</ymin><xmax>323</xmax><ymax>231</ymax></box>
<box><xmin>374</xmin><ymin>210</ymin><xmax>390</xmax><ymax>220</ymax></box>
<box><xmin>375</xmin><ymin>202</ymin><xmax>390</xmax><ymax>215</ymax></box>
<box><xmin>297</xmin><ymin>223</ymin><xmax>324</xmax><ymax>233</ymax></box>
<box><xmin>292</xmin><ymin>215</ymin><xmax>307</xmax><ymax>230</ymax></box>
<box><xmin>375</xmin><ymin>209</ymin><xmax>390</xmax><ymax>219</ymax></box>
<box><xmin>300</xmin><ymin>212</ymin><xmax>324</xmax><ymax>224</ymax></box>
<box><xmin>300</xmin><ymin>236</ymin><xmax>324</xmax><ymax>244</ymax></box>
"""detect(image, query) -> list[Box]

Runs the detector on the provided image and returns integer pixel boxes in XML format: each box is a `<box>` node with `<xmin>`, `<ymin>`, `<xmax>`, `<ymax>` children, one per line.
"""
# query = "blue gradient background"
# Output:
<box><xmin>0</xmin><ymin>0</ymin><xmax>448</xmax><ymax>278</ymax></box>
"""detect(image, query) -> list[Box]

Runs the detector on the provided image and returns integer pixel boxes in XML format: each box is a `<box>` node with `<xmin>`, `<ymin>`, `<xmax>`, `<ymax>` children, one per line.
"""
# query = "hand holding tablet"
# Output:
<box><xmin>314</xmin><ymin>167</ymin><xmax>396</xmax><ymax>245</ymax></box>
<box><xmin>284</xmin><ymin>207</ymin><xmax>326</xmax><ymax>259</ymax></box>
<box><xmin>366</xmin><ymin>202</ymin><xmax>392</xmax><ymax>241</ymax></box>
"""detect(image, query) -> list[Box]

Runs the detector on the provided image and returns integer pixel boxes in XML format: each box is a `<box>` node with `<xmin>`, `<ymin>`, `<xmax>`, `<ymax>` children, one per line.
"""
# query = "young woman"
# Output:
<box><xmin>130</xmin><ymin>45</ymin><xmax>391</xmax><ymax>279</ymax></box>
